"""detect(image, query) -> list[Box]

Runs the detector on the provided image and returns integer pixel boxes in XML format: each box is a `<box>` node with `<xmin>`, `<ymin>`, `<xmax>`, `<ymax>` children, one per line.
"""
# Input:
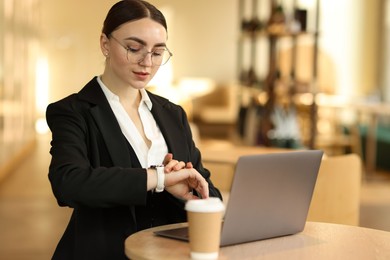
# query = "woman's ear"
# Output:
<box><xmin>100</xmin><ymin>33</ymin><xmax>110</xmax><ymax>57</ymax></box>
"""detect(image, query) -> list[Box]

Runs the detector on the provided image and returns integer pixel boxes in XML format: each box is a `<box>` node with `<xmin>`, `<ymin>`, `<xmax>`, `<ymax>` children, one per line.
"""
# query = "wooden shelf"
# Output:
<box><xmin>237</xmin><ymin>0</ymin><xmax>320</xmax><ymax>148</ymax></box>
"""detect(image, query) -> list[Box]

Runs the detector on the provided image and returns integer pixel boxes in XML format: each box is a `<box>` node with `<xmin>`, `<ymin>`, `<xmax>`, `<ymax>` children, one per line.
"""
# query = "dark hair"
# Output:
<box><xmin>102</xmin><ymin>0</ymin><xmax>167</xmax><ymax>36</ymax></box>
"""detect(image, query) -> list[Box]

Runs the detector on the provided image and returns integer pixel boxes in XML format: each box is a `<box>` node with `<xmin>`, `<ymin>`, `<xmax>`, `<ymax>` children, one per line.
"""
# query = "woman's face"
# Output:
<box><xmin>101</xmin><ymin>18</ymin><xmax>168</xmax><ymax>90</ymax></box>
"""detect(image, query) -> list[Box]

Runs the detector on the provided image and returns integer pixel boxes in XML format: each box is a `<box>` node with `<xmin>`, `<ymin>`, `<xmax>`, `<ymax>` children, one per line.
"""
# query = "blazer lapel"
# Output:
<box><xmin>78</xmin><ymin>77</ymin><xmax>133</xmax><ymax>167</ymax></box>
<box><xmin>149</xmin><ymin>94</ymin><xmax>189</xmax><ymax>161</ymax></box>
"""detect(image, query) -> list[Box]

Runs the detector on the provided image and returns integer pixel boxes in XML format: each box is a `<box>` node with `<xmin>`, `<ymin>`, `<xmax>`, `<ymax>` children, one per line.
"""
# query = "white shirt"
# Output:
<box><xmin>97</xmin><ymin>76</ymin><xmax>168</xmax><ymax>168</ymax></box>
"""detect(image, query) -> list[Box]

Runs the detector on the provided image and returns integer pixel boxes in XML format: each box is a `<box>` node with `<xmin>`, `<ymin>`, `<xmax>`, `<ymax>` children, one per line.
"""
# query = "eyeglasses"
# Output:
<box><xmin>109</xmin><ymin>35</ymin><xmax>172</xmax><ymax>66</ymax></box>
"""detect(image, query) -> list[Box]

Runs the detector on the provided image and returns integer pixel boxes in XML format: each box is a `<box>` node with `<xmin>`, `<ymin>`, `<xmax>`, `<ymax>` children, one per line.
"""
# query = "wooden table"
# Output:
<box><xmin>197</xmin><ymin>140</ymin><xmax>291</xmax><ymax>191</ymax></box>
<box><xmin>125</xmin><ymin>222</ymin><xmax>390</xmax><ymax>260</ymax></box>
<box><xmin>322</xmin><ymin>102</ymin><xmax>390</xmax><ymax>175</ymax></box>
<box><xmin>353</xmin><ymin>103</ymin><xmax>390</xmax><ymax>175</ymax></box>
<box><xmin>198</xmin><ymin>140</ymin><xmax>289</xmax><ymax>165</ymax></box>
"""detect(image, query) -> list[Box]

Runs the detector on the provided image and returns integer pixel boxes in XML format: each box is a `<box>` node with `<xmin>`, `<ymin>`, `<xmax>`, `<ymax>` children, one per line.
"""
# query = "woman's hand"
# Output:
<box><xmin>161</xmin><ymin>153</ymin><xmax>208</xmax><ymax>200</ymax></box>
<box><xmin>164</xmin><ymin>168</ymin><xmax>209</xmax><ymax>200</ymax></box>
<box><xmin>162</xmin><ymin>153</ymin><xmax>189</xmax><ymax>172</ymax></box>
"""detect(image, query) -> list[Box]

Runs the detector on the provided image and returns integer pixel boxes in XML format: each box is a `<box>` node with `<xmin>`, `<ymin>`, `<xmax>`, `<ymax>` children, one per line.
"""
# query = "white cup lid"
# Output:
<box><xmin>185</xmin><ymin>198</ymin><xmax>225</xmax><ymax>213</ymax></box>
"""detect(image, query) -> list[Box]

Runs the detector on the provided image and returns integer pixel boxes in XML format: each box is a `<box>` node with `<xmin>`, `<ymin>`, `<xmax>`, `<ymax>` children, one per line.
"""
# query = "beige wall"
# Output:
<box><xmin>40</xmin><ymin>1</ymin><xmax>116</xmax><ymax>103</ymax></box>
<box><xmin>319</xmin><ymin>0</ymin><xmax>381</xmax><ymax>97</ymax></box>
<box><xmin>383</xmin><ymin>0</ymin><xmax>390</xmax><ymax>102</ymax></box>
<box><xmin>360</xmin><ymin>0</ymin><xmax>382</xmax><ymax>96</ymax></box>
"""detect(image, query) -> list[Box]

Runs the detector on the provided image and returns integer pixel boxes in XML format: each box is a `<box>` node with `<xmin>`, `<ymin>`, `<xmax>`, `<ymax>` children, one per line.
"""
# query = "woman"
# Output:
<box><xmin>46</xmin><ymin>0</ymin><xmax>222</xmax><ymax>259</ymax></box>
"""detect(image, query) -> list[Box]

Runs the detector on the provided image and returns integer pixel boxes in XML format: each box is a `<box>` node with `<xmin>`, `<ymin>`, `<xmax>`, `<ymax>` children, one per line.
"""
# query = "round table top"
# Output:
<box><xmin>125</xmin><ymin>222</ymin><xmax>390</xmax><ymax>260</ymax></box>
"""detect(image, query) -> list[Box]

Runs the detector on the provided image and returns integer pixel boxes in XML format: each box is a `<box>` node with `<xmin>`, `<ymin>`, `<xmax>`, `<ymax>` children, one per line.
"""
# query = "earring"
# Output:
<box><xmin>105</xmin><ymin>52</ymin><xmax>109</xmax><ymax>57</ymax></box>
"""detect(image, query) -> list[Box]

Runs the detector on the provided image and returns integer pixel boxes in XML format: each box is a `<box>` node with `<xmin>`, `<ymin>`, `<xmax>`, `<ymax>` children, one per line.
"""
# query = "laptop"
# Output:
<box><xmin>155</xmin><ymin>150</ymin><xmax>324</xmax><ymax>246</ymax></box>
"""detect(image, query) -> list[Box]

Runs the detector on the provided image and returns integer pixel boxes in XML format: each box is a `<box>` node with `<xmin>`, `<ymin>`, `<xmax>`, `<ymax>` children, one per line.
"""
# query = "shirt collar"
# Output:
<box><xmin>97</xmin><ymin>76</ymin><xmax>153</xmax><ymax>110</ymax></box>
<box><xmin>139</xmin><ymin>88</ymin><xmax>153</xmax><ymax>110</ymax></box>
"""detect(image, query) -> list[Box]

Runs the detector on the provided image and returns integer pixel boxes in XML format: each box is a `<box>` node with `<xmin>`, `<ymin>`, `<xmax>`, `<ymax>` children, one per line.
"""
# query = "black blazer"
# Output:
<box><xmin>46</xmin><ymin>77</ymin><xmax>222</xmax><ymax>259</ymax></box>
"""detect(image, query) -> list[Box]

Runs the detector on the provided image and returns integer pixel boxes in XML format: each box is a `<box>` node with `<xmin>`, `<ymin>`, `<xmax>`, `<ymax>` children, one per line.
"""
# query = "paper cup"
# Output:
<box><xmin>185</xmin><ymin>198</ymin><xmax>225</xmax><ymax>260</ymax></box>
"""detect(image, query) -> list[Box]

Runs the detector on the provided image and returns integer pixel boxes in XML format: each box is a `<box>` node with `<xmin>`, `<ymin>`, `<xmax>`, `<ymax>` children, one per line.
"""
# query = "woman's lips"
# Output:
<box><xmin>134</xmin><ymin>71</ymin><xmax>150</xmax><ymax>80</ymax></box>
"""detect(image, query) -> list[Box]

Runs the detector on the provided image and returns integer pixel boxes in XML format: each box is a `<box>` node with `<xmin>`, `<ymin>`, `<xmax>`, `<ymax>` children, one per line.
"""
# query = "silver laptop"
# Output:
<box><xmin>155</xmin><ymin>150</ymin><xmax>324</xmax><ymax>246</ymax></box>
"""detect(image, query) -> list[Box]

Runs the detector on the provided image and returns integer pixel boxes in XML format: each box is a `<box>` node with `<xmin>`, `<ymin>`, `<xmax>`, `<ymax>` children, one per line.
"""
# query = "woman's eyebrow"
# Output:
<box><xmin>124</xmin><ymin>36</ymin><xmax>167</xmax><ymax>48</ymax></box>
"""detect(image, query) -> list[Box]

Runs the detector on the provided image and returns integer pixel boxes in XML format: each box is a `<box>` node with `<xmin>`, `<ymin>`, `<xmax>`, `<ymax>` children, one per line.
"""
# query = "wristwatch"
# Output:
<box><xmin>151</xmin><ymin>165</ymin><xmax>165</xmax><ymax>192</ymax></box>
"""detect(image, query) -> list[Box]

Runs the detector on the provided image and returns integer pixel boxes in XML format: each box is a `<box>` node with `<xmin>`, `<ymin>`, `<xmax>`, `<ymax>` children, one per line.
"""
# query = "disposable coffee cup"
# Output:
<box><xmin>185</xmin><ymin>198</ymin><xmax>225</xmax><ymax>260</ymax></box>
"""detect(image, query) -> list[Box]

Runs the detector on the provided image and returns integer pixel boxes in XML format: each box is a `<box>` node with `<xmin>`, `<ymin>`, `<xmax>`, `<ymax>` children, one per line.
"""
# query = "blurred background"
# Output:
<box><xmin>1</xmin><ymin>0</ymin><xmax>390</xmax><ymax>259</ymax></box>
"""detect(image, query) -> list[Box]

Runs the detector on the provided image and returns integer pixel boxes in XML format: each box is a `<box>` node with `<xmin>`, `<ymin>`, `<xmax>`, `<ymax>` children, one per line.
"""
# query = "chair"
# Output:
<box><xmin>307</xmin><ymin>153</ymin><xmax>362</xmax><ymax>226</ymax></box>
